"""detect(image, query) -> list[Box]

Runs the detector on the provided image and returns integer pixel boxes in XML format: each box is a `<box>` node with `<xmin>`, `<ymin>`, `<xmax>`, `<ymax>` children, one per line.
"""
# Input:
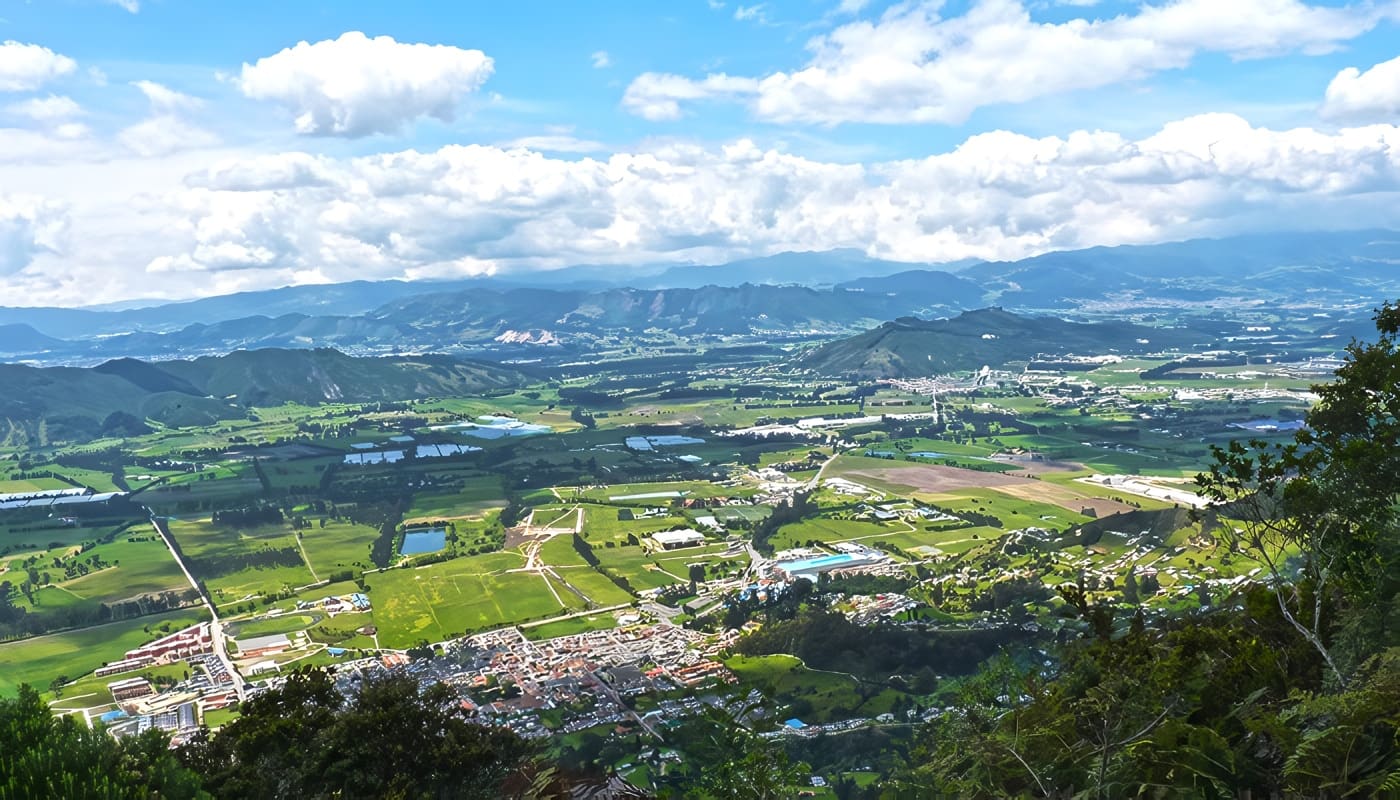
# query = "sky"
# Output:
<box><xmin>1</xmin><ymin>0</ymin><xmax>1399</xmax><ymax>307</ymax></box>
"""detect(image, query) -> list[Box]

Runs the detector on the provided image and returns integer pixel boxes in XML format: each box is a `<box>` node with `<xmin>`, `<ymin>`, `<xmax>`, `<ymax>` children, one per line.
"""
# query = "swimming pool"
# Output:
<box><xmin>776</xmin><ymin>553</ymin><xmax>858</xmax><ymax>574</ymax></box>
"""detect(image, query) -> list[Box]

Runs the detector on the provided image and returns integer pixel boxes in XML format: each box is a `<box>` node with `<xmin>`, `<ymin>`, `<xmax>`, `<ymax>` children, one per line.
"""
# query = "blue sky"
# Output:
<box><xmin>0</xmin><ymin>0</ymin><xmax>1398</xmax><ymax>305</ymax></box>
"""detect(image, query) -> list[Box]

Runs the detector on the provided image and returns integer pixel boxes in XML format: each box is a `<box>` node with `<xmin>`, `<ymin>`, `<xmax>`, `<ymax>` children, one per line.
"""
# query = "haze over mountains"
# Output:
<box><xmin>0</xmin><ymin>230</ymin><xmax>1396</xmax><ymax>366</ymax></box>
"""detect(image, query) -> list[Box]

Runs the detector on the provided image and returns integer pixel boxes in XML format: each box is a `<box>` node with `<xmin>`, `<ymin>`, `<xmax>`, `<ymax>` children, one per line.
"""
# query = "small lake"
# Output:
<box><xmin>401</xmin><ymin>528</ymin><xmax>447</xmax><ymax>555</ymax></box>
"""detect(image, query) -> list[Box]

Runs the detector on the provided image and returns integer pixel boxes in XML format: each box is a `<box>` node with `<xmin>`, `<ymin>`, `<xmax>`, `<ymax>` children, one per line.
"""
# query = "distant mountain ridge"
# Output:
<box><xmin>0</xmin><ymin>348</ymin><xmax>523</xmax><ymax>447</ymax></box>
<box><xmin>2</xmin><ymin>231</ymin><xmax>1399</xmax><ymax>365</ymax></box>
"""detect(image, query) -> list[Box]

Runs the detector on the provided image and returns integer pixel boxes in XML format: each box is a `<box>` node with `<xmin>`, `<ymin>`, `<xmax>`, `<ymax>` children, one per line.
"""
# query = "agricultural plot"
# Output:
<box><xmin>366</xmin><ymin>551</ymin><xmax>566</xmax><ymax>648</ymax></box>
<box><xmin>260</xmin><ymin>457</ymin><xmax>339</xmax><ymax>491</ymax></box>
<box><xmin>580</xmin><ymin>481</ymin><xmax>755</xmax><ymax>505</ymax></box>
<box><xmin>296</xmin><ymin>520</ymin><xmax>379</xmax><ymax>575</ymax></box>
<box><xmin>0</xmin><ymin>476</ymin><xmax>71</xmax><ymax>494</ymax></box>
<box><xmin>403</xmin><ymin>473</ymin><xmax>507</xmax><ymax>524</ymax></box>
<box><xmin>771</xmin><ymin>517</ymin><xmax>901</xmax><ymax>550</ymax></box>
<box><xmin>521</xmin><ymin>612</ymin><xmax>619</xmax><ymax>641</ymax></box>
<box><xmin>0</xmin><ymin>608</ymin><xmax>209</xmax><ymax>696</ymax></box>
<box><xmin>52</xmin><ymin>536</ymin><xmax>189</xmax><ymax>603</ymax></box>
<box><xmin>0</xmin><ymin>520</ymin><xmax>105</xmax><ymax>557</ymax></box>
<box><xmin>139</xmin><ymin>473</ymin><xmax>264</xmax><ymax>510</ymax></box>
<box><xmin>166</xmin><ymin>518</ymin><xmax>316</xmax><ymax>610</ymax></box>
<box><xmin>594</xmin><ymin>545</ymin><xmax>687</xmax><ymax>591</ymax></box>
<box><xmin>551</xmin><ymin>565</ymin><xmax>634</xmax><ymax>606</ymax></box>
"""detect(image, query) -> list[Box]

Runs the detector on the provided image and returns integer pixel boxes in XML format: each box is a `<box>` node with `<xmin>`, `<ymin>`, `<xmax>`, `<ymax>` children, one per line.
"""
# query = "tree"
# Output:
<box><xmin>1198</xmin><ymin>302</ymin><xmax>1400</xmax><ymax>688</ymax></box>
<box><xmin>0</xmin><ymin>684</ymin><xmax>206</xmax><ymax>799</ymax></box>
<box><xmin>178</xmin><ymin>668</ymin><xmax>540</xmax><ymax>799</ymax></box>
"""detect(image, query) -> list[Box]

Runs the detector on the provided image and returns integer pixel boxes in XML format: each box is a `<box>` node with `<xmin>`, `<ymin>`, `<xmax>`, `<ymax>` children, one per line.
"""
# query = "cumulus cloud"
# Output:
<box><xmin>0</xmin><ymin>195</ymin><xmax>68</xmax><ymax>275</ymax></box>
<box><xmin>106</xmin><ymin>0</ymin><xmax>139</xmax><ymax>12</ymax></box>
<box><xmin>137</xmin><ymin>114</ymin><xmax>1400</xmax><ymax>286</ymax></box>
<box><xmin>237</xmin><ymin>31</ymin><xmax>494</xmax><ymax>137</ymax></box>
<box><xmin>5</xmin><ymin>94</ymin><xmax>82</xmax><ymax>121</ymax></box>
<box><xmin>132</xmin><ymin>80</ymin><xmax>202</xmax><ymax>113</ymax></box>
<box><xmin>625</xmin><ymin>0</ymin><xmax>1395</xmax><ymax>124</ymax></box>
<box><xmin>0</xmin><ymin>41</ymin><xmax>78</xmax><ymax>92</ymax></box>
<box><xmin>591</xmin><ymin>50</ymin><xmax>611</xmax><ymax>69</ymax></box>
<box><xmin>118</xmin><ymin>80</ymin><xmax>217</xmax><ymax>156</ymax></box>
<box><xmin>1322</xmin><ymin>54</ymin><xmax>1400</xmax><ymax>123</ymax></box>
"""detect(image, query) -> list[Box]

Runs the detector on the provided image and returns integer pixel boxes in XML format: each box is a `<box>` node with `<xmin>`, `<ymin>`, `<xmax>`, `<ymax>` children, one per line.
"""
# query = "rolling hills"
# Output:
<box><xmin>0</xmin><ymin>349</ymin><xmax>524</xmax><ymax>447</ymax></box>
<box><xmin>797</xmin><ymin>308</ymin><xmax>1217</xmax><ymax>377</ymax></box>
<box><xmin>0</xmin><ymin>231</ymin><xmax>1398</xmax><ymax>366</ymax></box>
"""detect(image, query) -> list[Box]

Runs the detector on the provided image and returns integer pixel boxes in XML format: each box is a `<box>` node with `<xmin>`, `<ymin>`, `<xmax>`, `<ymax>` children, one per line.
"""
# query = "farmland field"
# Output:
<box><xmin>0</xmin><ymin>608</ymin><xmax>209</xmax><ymax>696</ymax></box>
<box><xmin>366</xmin><ymin>551</ymin><xmax>567</xmax><ymax>648</ymax></box>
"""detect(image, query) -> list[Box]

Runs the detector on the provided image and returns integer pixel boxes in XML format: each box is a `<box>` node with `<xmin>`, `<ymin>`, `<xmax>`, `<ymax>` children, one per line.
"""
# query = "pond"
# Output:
<box><xmin>401</xmin><ymin>528</ymin><xmax>447</xmax><ymax>555</ymax></box>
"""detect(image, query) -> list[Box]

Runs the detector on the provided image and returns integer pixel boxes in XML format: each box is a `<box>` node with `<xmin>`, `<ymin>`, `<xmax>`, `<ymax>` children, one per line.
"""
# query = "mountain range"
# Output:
<box><xmin>0</xmin><ymin>349</ymin><xmax>523</xmax><ymax>448</ymax></box>
<box><xmin>0</xmin><ymin>230</ymin><xmax>1397</xmax><ymax>365</ymax></box>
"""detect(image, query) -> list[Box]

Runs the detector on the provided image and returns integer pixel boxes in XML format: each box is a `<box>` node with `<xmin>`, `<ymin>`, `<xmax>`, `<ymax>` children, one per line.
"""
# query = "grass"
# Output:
<box><xmin>403</xmin><ymin>474</ymin><xmax>507</xmax><ymax>522</ymax></box>
<box><xmin>50</xmin><ymin>661</ymin><xmax>190</xmax><ymax>711</ymax></box>
<box><xmin>297</xmin><ymin>520</ymin><xmax>379</xmax><ymax>575</ymax></box>
<box><xmin>772</xmin><ymin>517</ymin><xmax>901</xmax><ymax>550</ymax></box>
<box><xmin>521</xmin><ymin>612</ymin><xmax>620</xmax><ymax>641</ymax></box>
<box><xmin>0</xmin><ymin>608</ymin><xmax>209</xmax><ymax>696</ymax></box>
<box><xmin>724</xmin><ymin>654</ymin><xmax>904</xmax><ymax>724</ymax></box>
<box><xmin>553</xmin><ymin>565</ymin><xmax>636</xmax><ymax>605</ymax></box>
<box><xmin>0</xmin><ymin>476</ymin><xmax>71</xmax><ymax>494</ymax></box>
<box><xmin>594</xmin><ymin>546</ymin><xmax>686</xmax><ymax>591</ymax></box>
<box><xmin>57</xmin><ymin>537</ymin><xmax>189</xmax><ymax>602</ymax></box>
<box><xmin>225</xmin><ymin>613</ymin><xmax>319</xmax><ymax>639</ymax></box>
<box><xmin>366</xmin><ymin>551</ymin><xmax>567</xmax><ymax>648</ymax></box>
<box><xmin>166</xmin><ymin>518</ymin><xmax>316</xmax><ymax>610</ymax></box>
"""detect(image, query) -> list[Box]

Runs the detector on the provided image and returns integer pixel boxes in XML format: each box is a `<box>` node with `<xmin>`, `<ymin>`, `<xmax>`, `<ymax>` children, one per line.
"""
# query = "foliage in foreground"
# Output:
<box><xmin>882</xmin><ymin>303</ymin><xmax>1400</xmax><ymax>797</ymax></box>
<box><xmin>0</xmin><ymin>685</ymin><xmax>206</xmax><ymax>799</ymax></box>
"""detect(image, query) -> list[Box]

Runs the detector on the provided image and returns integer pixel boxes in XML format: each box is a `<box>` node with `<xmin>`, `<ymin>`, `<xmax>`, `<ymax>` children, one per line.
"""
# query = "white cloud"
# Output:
<box><xmin>137</xmin><ymin>115</ymin><xmax>1400</xmax><ymax>285</ymax></box>
<box><xmin>623</xmin><ymin>73</ymin><xmax>760</xmax><ymax>121</ymax></box>
<box><xmin>734</xmin><ymin>4</ymin><xmax>767</xmax><ymax>22</ymax></box>
<box><xmin>1322</xmin><ymin>54</ymin><xmax>1400</xmax><ymax>123</ymax></box>
<box><xmin>237</xmin><ymin>31</ymin><xmax>494</xmax><ymax>137</ymax></box>
<box><xmin>5</xmin><ymin>112</ymin><xmax>1400</xmax><ymax>304</ymax></box>
<box><xmin>0</xmin><ymin>41</ymin><xmax>77</xmax><ymax>92</ymax></box>
<box><xmin>0</xmin><ymin>194</ymin><xmax>68</xmax><ymax>275</ymax></box>
<box><xmin>835</xmin><ymin>0</ymin><xmax>870</xmax><ymax>14</ymax></box>
<box><xmin>625</xmin><ymin>0</ymin><xmax>1396</xmax><ymax>125</ymax></box>
<box><xmin>501</xmin><ymin>135</ymin><xmax>608</xmax><ymax>153</ymax></box>
<box><xmin>132</xmin><ymin>80</ymin><xmax>202</xmax><ymax>113</ymax></box>
<box><xmin>591</xmin><ymin>50</ymin><xmax>612</xmax><ymax>69</ymax></box>
<box><xmin>118</xmin><ymin>115</ymin><xmax>219</xmax><ymax>157</ymax></box>
<box><xmin>118</xmin><ymin>80</ymin><xmax>217</xmax><ymax>156</ymax></box>
<box><xmin>106</xmin><ymin>0</ymin><xmax>139</xmax><ymax>12</ymax></box>
<box><xmin>5</xmin><ymin>94</ymin><xmax>82</xmax><ymax>121</ymax></box>
<box><xmin>186</xmin><ymin>152</ymin><xmax>336</xmax><ymax>191</ymax></box>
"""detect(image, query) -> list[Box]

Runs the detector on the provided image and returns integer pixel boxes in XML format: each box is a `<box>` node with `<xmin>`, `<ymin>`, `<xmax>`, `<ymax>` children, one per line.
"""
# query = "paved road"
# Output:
<box><xmin>149</xmin><ymin>515</ymin><xmax>246</xmax><ymax>702</ymax></box>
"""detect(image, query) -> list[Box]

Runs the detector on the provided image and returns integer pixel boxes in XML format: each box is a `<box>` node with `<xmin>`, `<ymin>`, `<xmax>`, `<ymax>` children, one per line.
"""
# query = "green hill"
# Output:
<box><xmin>797</xmin><ymin>308</ymin><xmax>1213</xmax><ymax>377</ymax></box>
<box><xmin>0</xmin><ymin>348</ymin><xmax>523</xmax><ymax>447</ymax></box>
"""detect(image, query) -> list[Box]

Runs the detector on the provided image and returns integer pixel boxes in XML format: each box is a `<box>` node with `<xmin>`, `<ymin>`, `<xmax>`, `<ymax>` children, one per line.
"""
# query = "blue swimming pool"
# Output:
<box><xmin>777</xmin><ymin>553</ymin><xmax>857</xmax><ymax>574</ymax></box>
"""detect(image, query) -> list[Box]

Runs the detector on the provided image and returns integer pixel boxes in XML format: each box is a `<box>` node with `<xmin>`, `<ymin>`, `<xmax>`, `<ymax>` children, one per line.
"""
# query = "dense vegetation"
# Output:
<box><xmin>2</xmin><ymin>669</ymin><xmax>608</xmax><ymax>800</ymax></box>
<box><xmin>880</xmin><ymin>303</ymin><xmax>1400</xmax><ymax>796</ymax></box>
